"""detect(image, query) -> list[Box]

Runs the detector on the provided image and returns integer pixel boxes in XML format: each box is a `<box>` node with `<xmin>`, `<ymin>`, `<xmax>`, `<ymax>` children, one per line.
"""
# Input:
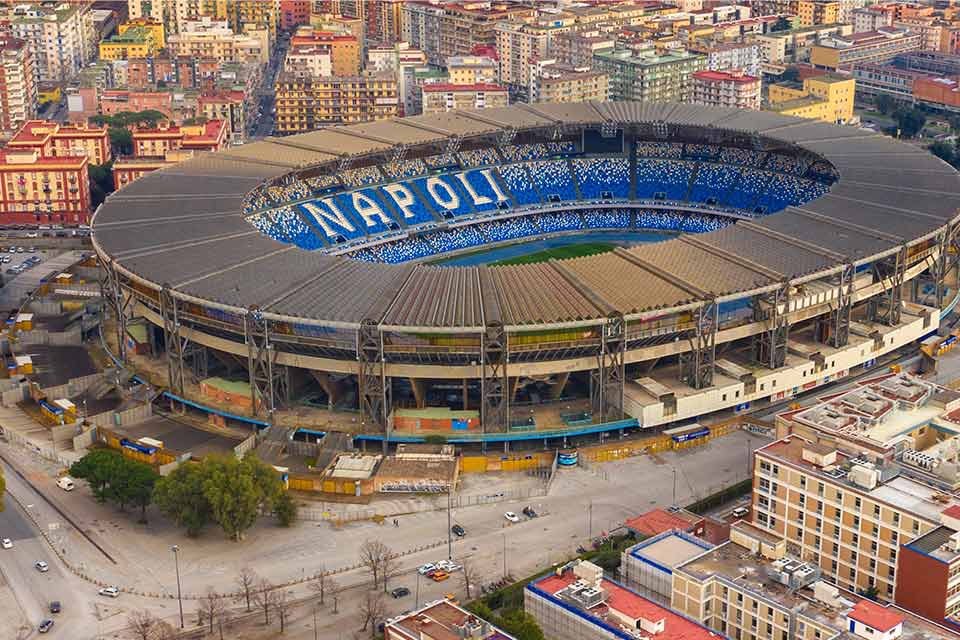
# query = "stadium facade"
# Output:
<box><xmin>92</xmin><ymin>102</ymin><xmax>960</xmax><ymax>440</ymax></box>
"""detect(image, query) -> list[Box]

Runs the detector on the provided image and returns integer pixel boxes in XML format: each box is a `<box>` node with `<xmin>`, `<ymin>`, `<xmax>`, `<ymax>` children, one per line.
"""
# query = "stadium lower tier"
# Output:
<box><xmin>246</xmin><ymin>155</ymin><xmax>831</xmax><ymax>255</ymax></box>
<box><xmin>345</xmin><ymin>208</ymin><xmax>731</xmax><ymax>264</ymax></box>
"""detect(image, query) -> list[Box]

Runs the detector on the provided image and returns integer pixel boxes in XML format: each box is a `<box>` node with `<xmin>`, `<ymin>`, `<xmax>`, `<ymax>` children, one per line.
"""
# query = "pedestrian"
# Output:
<box><xmin>394</xmin><ymin>518</ymin><xmax>399</xmax><ymax>528</ymax></box>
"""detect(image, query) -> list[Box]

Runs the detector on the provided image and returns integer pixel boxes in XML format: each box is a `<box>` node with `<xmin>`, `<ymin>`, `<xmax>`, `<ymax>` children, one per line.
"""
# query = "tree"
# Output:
<box><xmin>381</xmin><ymin>548</ymin><xmax>399</xmax><ymax>593</ymax></box>
<box><xmin>497</xmin><ymin>610</ymin><xmax>546</xmax><ymax>640</ymax></box>
<box><xmin>359</xmin><ymin>539</ymin><xmax>392</xmax><ymax>589</ymax></box>
<box><xmin>153</xmin><ymin>463</ymin><xmax>213</xmax><ymax>537</ymax></box>
<box><xmin>123</xmin><ymin>462</ymin><xmax>158</xmax><ymax>523</ymax></box>
<box><xmin>199</xmin><ymin>589</ymin><xmax>225</xmax><ymax>635</ymax></box>
<box><xmin>895</xmin><ymin>108</ymin><xmax>927</xmax><ymax>138</ymax></box>
<box><xmin>202</xmin><ymin>456</ymin><xmax>262</xmax><ymax>541</ymax></box>
<box><xmin>273</xmin><ymin>491</ymin><xmax>297</xmax><ymax>527</ymax></box>
<box><xmin>252</xmin><ymin>579</ymin><xmax>277</xmax><ymax>625</ymax></box>
<box><xmin>771</xmin><ymin>16</ymin><xmax>792</xmax><ymax>31</ymax></box>
<box><xmin>460</xmin><ymin>557</ymin><xmax>477</xmax><ymax>601</ymax></box>
<box><xmin>328</xmin><ymin>577</ymin><xmax>341</xmax><ymax>614</ymax></box>
<box><xmin>127</xmin><ymin>610</ymin><xmax>160</xmax><ymax>640</ymax></box>
<box><xmin>930</xmin><ymin>141</ymin><xmax>958</xmax><ymax>168</ymax></box>
<box><xmin>875</xmin><ymin>94</ymin><xmax>895</xmax><ymax>116</ymax></box>
<box><xmin>779</xmin><ymin>67</ymin><xmax>801</xmax><ymax>83</ymax></box>
<box><xmin>235</xmin><ymin>566</ymin><xmax>258</xmax><ymax>612</ymax></box>
<box><xmin>273</xmin><ymin>589</ymin><xmax>294</xmax><ymax>633</ymax></box>
<box><xmin>216</xmin><ymin>609</ymin><xmax>233</xmax><ymax>640</ymax></box>
<box><xmin>358</xmin><ymin>590</ymin><xmax>386</xmax><ymax>638</ymax></box>
<box><xmin>108</xmin><ymin>127</ymin><xmax>133</xmax><ymax>155</ymax></box>
<box><xmin>308</xmin><ymin>568</ymin><xmax>328</xmax><ymax>605</ymax></box>
<box><xmin>70</xmin><ymin>449</ymin><xmax>121</xmax><ymax>502</ymax></box>
<box><xmin>88</xmin><ymin>161</ymin><xmax>115</xmax><ymax>207</ymax></box>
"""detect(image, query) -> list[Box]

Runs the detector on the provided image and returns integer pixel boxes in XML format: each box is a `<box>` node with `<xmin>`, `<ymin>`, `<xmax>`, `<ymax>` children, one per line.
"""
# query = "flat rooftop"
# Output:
<box><xmin>628</xmin><ymin>531</ymin><xmax>712</xmax><ymax>570</ymax></box>
<box><xmin>113</xmin><ymin>415</ymin><xmax>244</xmax><ymax>457</ymax></box>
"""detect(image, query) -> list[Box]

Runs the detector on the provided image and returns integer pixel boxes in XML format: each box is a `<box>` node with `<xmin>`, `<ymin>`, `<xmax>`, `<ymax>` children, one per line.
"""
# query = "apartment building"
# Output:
<box><xmin>7</xmin><ymin>1</ymin><xmax>97</xmax><ymax>83</ymax></box>
<box><xmin>810</xmin><ymin>27</ymin><xmax>922</xmax><ymax>70</ymax></box>
<box><xmin>385</xmin><ymin>599</ymin><xmax>514</xmax><ymax>640</ymax></box>
<box><xmin>528</xmin><ymin>61</ymin><xmax>609</xmax><ymax>104</ymax></box>
<box><xmin>199</xmin><ymin>0</ymin><xmax>278</xmax><ymax>40</ymax></box>
<box><xmin>594</xmin><ymin>45</ymin><xmax>706</xmax><ymax>103</ymax></box>
<box><xmin>167</xmin><ymin>17</ymin><xmax>269</xmax><ymax>66</ymax></box>
<box><xmin>690</xmin><ymin>41</ymin><xmax>762</xmax><ymax>76</ymax></box>
<box><xmin>553</xmin><ymin>30</ymin><xmax>617</xmax><ymax>68</ymax></box>
<box><xmin>766</xmin><ymin>73</ymin><xmax>855</xmax><ymax>123</ymax></box>
<box><xmin>127</xmin><ymin>0</ymin><xmax>203</xmax><ymax>35</ymax></box>
<box><xmin>198</xmin><ymin>91</ymin><xmax>249</xmax><ymax>143</ymax></box>
<box><xmin>366</xmin><ymin>43</ymin><xmax>428</xmax><ymax>116</ymax></box>
<box><xmin>525</xmin><ymin>560</ymin><xmax>719</xmax><ymax>640</ymax></box>
<box><xmin>0</xmin><ymin>149</ymin><xmax>90</xmax><ymax>225</ymax></box>
<box><xmin>7</xmin><ymin>121</ymin><xmax>110</xmax><ymax>166</ymax></box>
<box><xmin>751</xmin><ymin>373</ymin><xmax>960</xmax><ymax>606</ymax></box>
<box><xmin>669</xmin><ymin>521</ymin><xmax>960</xmax><ymax>640</ymax></box>
<box><xmin>99</xmin><ymin>19</ymin><xmax>166</xmax><ymax>61</ymax></box>
<box><xmin>756</xmin><ymin>24</ymin><xmax>854</xmax><ymax>65</ymax></box>
<box><xmin>796</xmin><ymin>0</ymin><xmax>840</xmax><ymax>27</ymax></box>
<box><xmin>446</xmin><ymin>56</ymin><xmax>497</xmax><ymax>86</ymax></box>
<box><xmin>274</xmin><ymin>73</ymin><xmax>397</xmax><ymax>133</ymax></box>
<box><xmin>289</xmin><ymin>29</ymin><xmax>360</xmax><ymax>77</ymax></box>
<box><xmin>113</xmin><ymin>120</ymin><xmax>227</xmax><ymax>190</ymax></box>
<box><xmin>0</xmin><ymin>37</ymin><xmax>36</xmax><ymax>134</ymax></box>
<box><xmin>692</xmin><ymin>69</ymin><xmax>761</xmax><ymax>109</ymax></box>
<box><xmin>326</xmin><ymin>0</ymin><xmax>405</xmax><ymax>47</ymax></box>
<box><xmin>495</xmin><ymin>21</ymin><xmax>567</xmax><ymax>93</ymax></box>
<box><xmin>402</xmin><ymin>0</ymin><xmax>537</xmax><ymax>66</ymax></box>
<box><xmin>852</xmin><ymin>62</ymin><xmax>931</xmax><ymax>101</ymax></box>
<box><xmin>421</xmin><ymin>83</ymin><xmax>508</xmax><ymax>115</ymax></box>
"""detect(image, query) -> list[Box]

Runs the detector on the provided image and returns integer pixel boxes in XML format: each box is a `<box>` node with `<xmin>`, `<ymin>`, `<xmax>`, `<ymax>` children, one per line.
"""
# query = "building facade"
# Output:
<box><xmin>8</xmin><ymin>1</ymin><xmax>97</xmax><ymax>83</ymax></box>
<box><xmin>274</xmin><ymin>73</ymin><xmax>397</xmax><ymax>133</ymax></box>
<box><xmin>7</xmin><ymin>121</ymin><xmax>110</xmax><ymax>166</ymax></box>
<box><xmin>421</xmin><ymin>83</ymin><xmax>508</xmax><ymax>115</ymax></box>
<box><xmin>594</xmin><ymin>46</ymin><xmax>706</xmax><ymax>103</ymax></box>
<box><xmin>0</xmin><ymin>37</ymin><xmax>36</xmax><ymax>134</ymax></box>
<box><xmin>166</xmin><ymin>17</ymin><xmax>269</xmax><ymax>65</ymax></box>
<box><xmin>0</xmin><ymin>149</ymin><xmax>90</xmax><ymax>225</ymax></box>
<box><xmin>528</xmin><ymin>61</ymin><xmax>609</xmax><ymax>104</ymax></box>
<box><xmin>691</xmin><ymin>69</ymin><xmax>761</xmax><ymax>109</ymax></box>
<box><xmin>810</xmin><ymin>27</ymin><xmax>923</xmax><ymax>70</ymax></box>
<box><xmin>766</xmin><ymin>73</ymin><xmax>855</xmax><ymax>123</ymax></box>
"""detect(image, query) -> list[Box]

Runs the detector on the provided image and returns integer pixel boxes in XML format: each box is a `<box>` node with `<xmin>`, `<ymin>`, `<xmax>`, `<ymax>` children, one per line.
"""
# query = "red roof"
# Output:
<box><xmin>693</xmin><ymin>70</ymin><xmax>758</xmax><ymax>83</ymax></box>
<box><xmin>536</xmin><ymin>571</ymin><xmax>717</xmax><ymax>639</ymax></box>
<box><xmin>848</xmin><ymin>600</ymin><xmax>905</xmax><ymax>632</ymax></box>
<box><xmin>422</xmin><ymin>83</ymin><xmax>508</xmax><ymax>92</ymax></box>
<box><xmin>624</xmin><ymin>508</ymin><xmax>693</xmax><ymax>536</ymax></box>
<box><xmin>942</xmin><ymin>505</ymin><xmax>960</xmax><ymax>520</ymax></box>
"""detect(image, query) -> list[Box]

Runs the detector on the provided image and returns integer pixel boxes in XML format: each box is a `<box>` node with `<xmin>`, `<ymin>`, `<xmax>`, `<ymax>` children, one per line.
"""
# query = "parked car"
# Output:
<box><xmin>390</xmin><ymin>587</ymin><xmax>411</xmax><ymax>599</ymax></box>
<box><xmin>49</xmin><ymin>601</ymin><xmax>61</xmax><ymax>614</ymax></box>
<box><xmin>1</xmin><ymin>538</ymin><xmax>11</xmax><ymax>549</ymax></box>
<box><xmin>417</xmin><ymin>563</ymin><xmax>436</xmax><ymax>575</ymax></box>
<box><xmin>35</xmin><ymin>561</ymin><xmax>49</xmax><ymax>572</ymax></box>
<box><xmin>429</xmin><ymin>570</ymin><xmax>450</xmax><ymax>582</ymax></box>
<box><xmin>451</xmin><ymin>524</ymin><xmax>465</xmax><ymax>537</ymax></box>
<box><xmin>504</xmin><ymin>511</ymin><xmax>520</xmax><ymax>523</ymax></box>
<box><xmin>38</xmin><ymin>620</ymin><xmax>54</xmax><ymax>634</ymax></box>
<box><xmin>731</xmin><ymin>506</ymin><xmax>749</xmax><ymax>519</ymax></box>
<box><xmin>522</xmin><ymin>506</ymin><xmax>538</xmax><ymax>518</ymax></box>
<box><xmin>98</xmin><ymin>587</ymin><xmax>120</xmax><ymax>598</ymax></box>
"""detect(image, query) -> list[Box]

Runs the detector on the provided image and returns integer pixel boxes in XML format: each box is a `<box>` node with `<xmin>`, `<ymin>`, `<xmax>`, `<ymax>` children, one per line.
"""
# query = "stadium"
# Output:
<box><xmin>91</xmin><ymin>101</ymin><xmax>960</xmax><ymax>443</ymax></box>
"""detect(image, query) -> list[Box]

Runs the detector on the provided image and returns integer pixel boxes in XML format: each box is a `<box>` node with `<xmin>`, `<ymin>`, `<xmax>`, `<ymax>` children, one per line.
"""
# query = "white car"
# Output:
<box><xmin>436</xmin><ymin>561</ymin><xmax>462</xmax><ymax>572</ymax></box>
<box><xmin>98</xmin><ymin>587</ymin><xmax>119</xmax><ymax>598</ymax></box>
<box><xmin>504</xmin><ymin>511</ymin><xmax>520</xmax><ymax>523</ymax></box>
<box><xmin>35</xmin><ymin>561</ymin><xmax>49</xmax><ymax>572</ymax></box>
<box><xmin>417</xmin><ymin>564</ymin><xmax>436</xmax><ymax>575</ymax></box>
<box><xmin>1</xmin><ymin>538</ymin><xmax>12</xmax><ymax>549</ymax></box>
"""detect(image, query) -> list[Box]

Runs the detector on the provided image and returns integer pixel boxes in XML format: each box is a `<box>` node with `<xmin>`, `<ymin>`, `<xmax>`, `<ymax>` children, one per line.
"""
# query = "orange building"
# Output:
<box><xmin>100</xmin><ymin>90</ymin><xmax>174</xmax><ymax>119</ymax></box>
<box><xmin>914</xmin><ymin>75</ymin><xmax>960</xmax><ymax>109</ymax></box>
<box><xmin>114</xmin><ymin>120</ymin><xmax>228</xmax><ymax>190</ymax></box>
<box><xmin>289</xmin><ymin>30</ymin><xmax>360</xmax><ymax>76</ymax></box>
<box><xmin>0</xmin><ymin>149</ymin><xmax>90</xmax><ymax>225</ymax></box>
<box><xmin>7</xmin><ymin>121</ymin><xmax>111</xmax><ymax>166</ymax></box>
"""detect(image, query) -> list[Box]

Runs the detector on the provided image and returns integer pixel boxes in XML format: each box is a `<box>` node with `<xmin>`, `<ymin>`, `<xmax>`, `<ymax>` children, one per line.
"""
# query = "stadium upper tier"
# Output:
<box><xmin>93</xmin><ymin>101</ymin><xmax>960</xmax><ymax>332</ymax></box>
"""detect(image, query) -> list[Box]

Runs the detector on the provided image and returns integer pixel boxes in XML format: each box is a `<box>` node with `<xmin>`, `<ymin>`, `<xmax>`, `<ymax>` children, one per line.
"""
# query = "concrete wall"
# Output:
<box><xmin>41</xmin><ymin>372</ymin><xmax>103</xmax><ymax>399</ymax></box>
<box><xmin>87</xmin><ymin>402</ymin><xmax>152</xmax><ymax>429</ymax></box>
<box><xmin>233</xmin><ymin>432</ymin><xmax>257</xmax><ymax>457</ymax></box>
<box><xmin>72</xmin><ymin>426</ymin><xmax>96</xmax><ymax>451</ymax></box>
<box><xmin>16</xmin><ymin>328</ymin><xmax>82</xmax><ymax>346</ymax></box>
<box><xmin>0</xmin><ymin>382</ymin><xmax>29</xmax><ymax>407</ymax></box>
<box><xmin>629</xmin><ymin>307</ymin><xmax>937</xmax><ymax>428</ymax></box>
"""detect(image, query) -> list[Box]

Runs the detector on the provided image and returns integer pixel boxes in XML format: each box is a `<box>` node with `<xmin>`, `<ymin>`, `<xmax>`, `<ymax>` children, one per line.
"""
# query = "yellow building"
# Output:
<box><xmin>99</xmin><ymin>19</ymin><xmax>165</xmax><ymax>61</ymax></box>
<box><xmin>796</xmin><ymin>0</ymin><xmax>840</xmax><ymax>27</ymax></box>
<box><xmin>200</xmin><ymin>0</ymin><xmax>278</xmax><ymax>39</ymax></box>
<box><xmin>766</xmin><ymin>73</ymin><xmax>855</xmax><ymax>124</ymax></box>
<box><xmin>274</xmin><ymin>73</ymin><xmax>398</xmax><ymax>133</ymax></box>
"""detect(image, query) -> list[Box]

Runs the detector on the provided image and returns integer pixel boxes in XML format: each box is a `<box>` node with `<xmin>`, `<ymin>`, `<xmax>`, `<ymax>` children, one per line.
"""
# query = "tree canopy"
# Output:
<box><xmin>153</xmin><ymin>454</ymin><xmax>290</xmax><ymax>540</ymax></box>
<box><xmin>70</xmin><ymin>450</ymin><xmax>158</xmax><ymax>522</ymax></box>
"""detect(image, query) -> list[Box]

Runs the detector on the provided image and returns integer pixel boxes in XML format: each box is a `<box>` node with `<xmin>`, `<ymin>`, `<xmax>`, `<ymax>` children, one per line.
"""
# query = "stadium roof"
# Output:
<box><xmin>93</xmin><ymin>102</ymin><xmax>960</xmax><ymax>332</ymax></box>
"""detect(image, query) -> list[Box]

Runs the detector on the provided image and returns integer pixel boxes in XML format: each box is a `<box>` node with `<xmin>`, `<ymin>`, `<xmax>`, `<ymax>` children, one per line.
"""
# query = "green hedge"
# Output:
<box><xmin>685</xmin><ymin>478</ymin><xmax>752</xmax><ymax>515</ymax></box>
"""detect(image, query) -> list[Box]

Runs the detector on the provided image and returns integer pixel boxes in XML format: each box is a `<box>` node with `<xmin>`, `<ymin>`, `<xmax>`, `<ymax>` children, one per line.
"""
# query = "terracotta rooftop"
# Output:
<box><xmin>849</xmin><ymin>600</ymin><xmax>906</xmax><ymax>632</ymax></box>
<box><xmin>625</xmin><ymin>508</ymin><xmax>697</xmax><ymax>536</ymax></box>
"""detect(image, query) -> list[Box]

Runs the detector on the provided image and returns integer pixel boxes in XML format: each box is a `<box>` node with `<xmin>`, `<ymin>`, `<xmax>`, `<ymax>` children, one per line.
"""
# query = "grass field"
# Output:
<box><xmin>491</xmin><ymin>242</ymin><xmax>616</xmax><ymax>265</ymax></box>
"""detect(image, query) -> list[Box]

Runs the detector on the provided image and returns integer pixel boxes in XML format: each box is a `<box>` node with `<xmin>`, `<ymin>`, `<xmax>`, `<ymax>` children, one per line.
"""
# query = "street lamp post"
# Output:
<box><xmin>502</xmin><ymin>533</ymin><xmax>507</xmax><ymax>578</ymax></box>
<box><xmin>171</xmin><ymin>545</ymin><xmax>184</xmax><ymax>628</ymax></box>
<box><xmin>446</xmin><ymin>489</ymin><xmax>453</xmax><ymax>560</ymax></box>
<box><xmin>672</xmin><ymin>467</ymin><xmax>677</xmax><ymax>506</ymax></box>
